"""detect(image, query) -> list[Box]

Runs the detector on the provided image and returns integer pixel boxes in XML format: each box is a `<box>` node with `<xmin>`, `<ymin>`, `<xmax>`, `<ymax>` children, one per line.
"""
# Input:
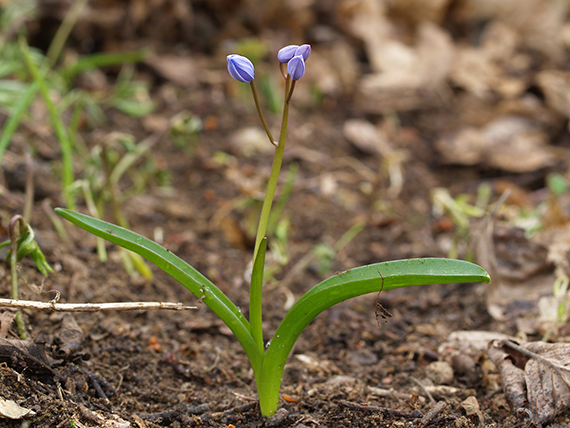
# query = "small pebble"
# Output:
<box><xmin>348</xmin><ymin>349</ymin><xmax>378</xmax><ymax>365</ymax></box>
<box><xmin>325</xmin><ymin>375</ymin><xmax>357</xmax><ymax>386</ymax></box>
<box><xmin>452</xmin><ymin>353</ymin><xmax>479</xmax><ymax>383</ymax></box>
<box><xmin>425</xmin><ymin>361</ymin><xmax>454</xmax><ymax>385</ymax></box>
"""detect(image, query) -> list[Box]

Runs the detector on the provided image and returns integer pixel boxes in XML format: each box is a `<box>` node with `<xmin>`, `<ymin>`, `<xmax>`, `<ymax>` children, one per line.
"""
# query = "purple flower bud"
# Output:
<box><xmin>277</xmin><ymin>45</ymin><xmax>299</xmax><ymax>63</ymax></box>
<box><xmin>295</xmin><ymin>44</ymin><xmax>311</xmax><ymax>61</ymax></box>
<box><xmin>287</xmin><ymin>55</ymin><xmax>305</xmax><ymax>81</ymax></box>
<box><xmin>227</xmin><ymin>54</ymin><xmax>255</xmax><ymax>83</ymax></box>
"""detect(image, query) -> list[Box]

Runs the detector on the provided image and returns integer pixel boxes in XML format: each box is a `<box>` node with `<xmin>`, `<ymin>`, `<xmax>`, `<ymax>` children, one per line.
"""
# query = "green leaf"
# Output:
<box><xmin>257</xmin><ymin>258</ymin><xmax>490</xmax><ymax>416</ymax></box>
<box><xmin>55</xmin><ymin>208</ymin><xmax>264</xmax><ymax>371</ymax></box>
<box><xmin>61</xmin><ymin>49</ymin><xmax>150</xmax><ymax>81</ymax></box>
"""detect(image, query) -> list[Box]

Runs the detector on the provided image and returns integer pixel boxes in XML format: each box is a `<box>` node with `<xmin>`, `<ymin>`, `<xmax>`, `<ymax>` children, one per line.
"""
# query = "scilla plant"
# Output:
<box><xmin>55</xmin><ymin>45</ymin><xmax>490</xmax><ymax>417</ymax></box>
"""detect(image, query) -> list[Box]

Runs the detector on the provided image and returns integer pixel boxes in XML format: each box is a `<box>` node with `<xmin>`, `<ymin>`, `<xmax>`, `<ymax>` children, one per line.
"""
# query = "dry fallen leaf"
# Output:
<box><xmin>536</xmin><ymin>70</ymin><xmax>570</xmax><ymax>124</ymax></box>
<box><xmin>471</xmin><ymin>217</ymin><xmax>555</xmax><ymax>321</ymax></box>
<box><xmin>342</xmin><ymin>0</ymin><xmax>453</xmax><ymax>113</ymax></box>
<box><xmin>144</xmin><ymin>55</ymin><xmax>199</xmax><ymax>87</ymax></box>
<box><xmin>0</xmin><ymin>312</ymin><xmax>15</xmax><ymax>339</ymax></box>
<box><xmin>460</xmin><ymin>396</ymin><xmax>484</xmax><ymax>428</ymax></box>
<box><xmin>454</xmin><ymin>0</ymin><xmax>570</xmax><ymax>61</ymax></box>
<box><xmin>487</xmin><ymin>340</ymin><xmax>527</xmax><ymax>411</ymax></box>
<box><xmin>488</xmin><ymin>339</ymin><xmax>570</xmax><ymax>424</ymax></box>
<box><xmin>449</xmin><ymin>22</ymin><xmax>528</xmax><ymax>100</ymax></box>
<box><xmin>0</xmin><ymin>398</ymin><xmax>36</xmax><ymax>419</ymax></box>
<box><xmin>435</xmin><ymin>116</ymin><xmax>556</xmax><ymax>173</ymax></box>
<box><xmin>343</xmin><ymin>119</ymin><xmax>393</xmax><ymax>156</ymax></box>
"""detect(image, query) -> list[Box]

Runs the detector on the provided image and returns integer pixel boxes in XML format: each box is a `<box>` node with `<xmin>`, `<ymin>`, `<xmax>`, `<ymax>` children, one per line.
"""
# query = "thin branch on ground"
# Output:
<box><xmin>0</xmin><ymin>299</ymin><xmax>196</xmax><ymax>312</ymax></box>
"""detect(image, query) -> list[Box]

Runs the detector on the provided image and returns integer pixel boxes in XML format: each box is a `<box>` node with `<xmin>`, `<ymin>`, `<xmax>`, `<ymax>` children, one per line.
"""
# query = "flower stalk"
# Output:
<box><xmin>249</xmin><ymin>82</ymin><xmax>276</xmax><ymax>146</ymax></box>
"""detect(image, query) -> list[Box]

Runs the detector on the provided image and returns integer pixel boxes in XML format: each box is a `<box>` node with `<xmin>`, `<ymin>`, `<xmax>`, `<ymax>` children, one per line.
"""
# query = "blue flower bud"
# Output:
<box><xmin>227</xmin><ymin>54</ymin><xmax>255</xmax><ymax>83</ymax></box>
<box><xmin>287</xmin><ymin>55</ymin><xmax>305</xmax><ymax>81</ymax></box>
<box><xmin>295</xmin><ymin>44</ymin><xmax>311</xmax><ymax>61</ymax></box>
<box><xmin>277</xmin><ymin>45</ymin><xmax>299</xmax><ymax>63</ymax></box>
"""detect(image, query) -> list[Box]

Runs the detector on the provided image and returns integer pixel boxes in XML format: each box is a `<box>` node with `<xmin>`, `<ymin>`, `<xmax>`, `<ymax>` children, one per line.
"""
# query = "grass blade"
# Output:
<box><xmin>0</xmin><ymin>81</ymin><xmax>38</xmax><ymax>162</ymax></box>
<box><xmin>20</xmin><ymin>38</ymin><xmax>75</xmax><ymax>208</ymax></box>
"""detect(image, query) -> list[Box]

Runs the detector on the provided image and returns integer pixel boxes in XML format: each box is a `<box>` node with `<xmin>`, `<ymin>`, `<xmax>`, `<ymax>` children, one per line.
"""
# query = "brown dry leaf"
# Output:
<box><xmin>0</xmin><ymin>312</ymin><xmax>15</xmax><ymax>339</ymax></box>
<box><xmin>307</xmin><ymin>43</ymin><xmax>360</xmax><ymax>95</ymax></box>
<box><xmin>218</xmin><ymin>217</ymin><xmax>248</xmax><ymax>251</ymax></box>
<box><xmin>435</xmin><ymin>116</ymin><xmax>556</xmax><ymax>172</ymax></box>
<box><xmin>144</xmin><ymin>55</ymin><xmax>199</xmax><ymax>87</ymax></box>
<box><xmin>390</xmin><ymin>0</ymin><xmax>451</xmax><ymax>24</ymax></box>
<box><xmin>0</xmin><ymin>338</ymin><xmax>56</xmax><ymax>375</ymax></box>
<box><xmin>343</xmin><ymin>119</ymin><xmax>394</xmax><ymax>157</ymax></box>
<box><xmin>536</xmin><ymin>70</ymin><xmax>570</xmax><ymax>123</ymax></box>
<box><xmin>488</xmin><ymin>339</ymin><xmax>570</xmax><ymax>424</ymax></box>
<box><xmin>439</xmin><ymin>330</ymin><xmax>513</xmax><ymax>359</ymax></box>
<box><xmin>358</xmin><ymin>21</ymin><xmax>453</xmax><ymax>91</ymax></box>
<box><xmin>471</xmin><ymin>219</ymin><xmax>555</xmax><ymax>321</ymax></box>
<box><xmin>460</xmin><ymin>396</ymin><xmax>484</xmax><ymax>428</ymax></box>
<box><xmin>343</xmin><ymin>0</ymin><xmax>453</xmax><ymax>112</ymax></box>
<box><xmin>449</xmin><ymin>22</ymin><xmax>529</xmax><ymax>100</ymax></box>
<box><xmin>229</xmin><ymin>127</ymin><xmax>274</xmax><ymax>157</ymax></box>
<box><xmin>54</xmin><ymin>314</ymin><xmax>85</xmax><ymax>360</ymax></box>
<box><xmin>487</xmin><ymin>341</ymin><xmax>528</xmax><ymax>411</ymax></box>
<box><xmin>454</xmin><ymin>0</ymin><xmax>570</xmax><ymax>61</ymax></box>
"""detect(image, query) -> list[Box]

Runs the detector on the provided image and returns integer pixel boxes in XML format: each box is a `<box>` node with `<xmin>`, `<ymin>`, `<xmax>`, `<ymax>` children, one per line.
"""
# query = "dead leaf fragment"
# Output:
<box><xmin>439</xmin><ymin>330</ymin><xmax>512</xmax><ymax>359</ymax></box>
<box><xmin>488</xmin><ymin>339</ymin><xmax>570</xmax><ymax>424</ymax></box>
<box><xmin>54</xmin><ymin>314</ymin><xmax>85</xmax><ymax>360</ymax></box>
<box><xmin>144</xmin><ymin>55</ymin><xmax>198</xmax><ymax>87</ymax></box>
<box><xmin>461</xmin><ymin>396</ymin><xmax>484</xmax><ymax>428</ymax></box>
<box><xmin>455</xmin><ymin>0</ymin><xmax>570</xmax><ymax>61</ymax></box>
<box><xmin>0</xmin><ymin>312</ymin><xmax>16</xmax><ymax>339</ymax></box>
<box><xmin>343</xmin><ymin>119</ymin><xmax>393</xmax><ymax>156</ymax></box>
<box><xmin>0</xmin><ymin>338</ymin><xmax>56</xmax><ymax>375</ymax></box>
<box><xmin>487</xmin><ymin>341</ymin><xmax>527</xmax><ymax>411</ymax></box>
<box><xmin>472</xmin><ymin>218</ymin><xmax>555</xmax><ymax>321</ymax></box>
<box><xmin>0</xmin><ymin>397</ymin><xmax>36</xmax><ymax>419</ymax></box>
<box><xmin>450</xmin><ymin>22</ymin><xmax>528</xmax><ymax>99</ymax></box>
<box><xmin>229</xmin><ymin>127</ymin><xmax>274</xmax><ymax>156</ymax></box>
<box><xmin>536</xmin><ymin>70</ymin><xmax>570</xmax><ymax>122</ymax></box>
<box><xmin>436</xmin><ymin>116</ymin><xmax>555</xmax><ymax>172</ymax></box>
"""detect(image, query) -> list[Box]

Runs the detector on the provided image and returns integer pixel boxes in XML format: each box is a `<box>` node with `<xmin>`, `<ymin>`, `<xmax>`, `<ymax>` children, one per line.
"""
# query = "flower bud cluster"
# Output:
<box><xmin>226</xmin><ymin>44</ymin><xmax>311</xmax><ymax>83</ymax></box>
<box><xmin>277</xmin><ymin>44</ymin><xmax>311</xmax><ymax>81</ymax></box>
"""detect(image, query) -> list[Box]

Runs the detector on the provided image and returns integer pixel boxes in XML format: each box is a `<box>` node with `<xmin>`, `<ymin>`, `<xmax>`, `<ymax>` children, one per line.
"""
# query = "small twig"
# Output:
<box><xmin>231</xmin><ymin>392</ymin><xmax>258</xmax><ymax>402</ymax></box>
<box><xmin>0</xmin><ymin>299</ymin><xmax>196</xmax><ymax>312</ymax></box>
<box><xmin>410</xmin><ymin>376</ymin><xmax>436</xmax><ymax>405</ymax></box>
<box><xmin>420</xmin><ymin>401</ymin><xmax>447</xmax><ymax>427</ymax></box>
<box><xmin>202</xmin><ymin>347</ymin><xmax>221</xmax><ymax>373</ymax></box>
